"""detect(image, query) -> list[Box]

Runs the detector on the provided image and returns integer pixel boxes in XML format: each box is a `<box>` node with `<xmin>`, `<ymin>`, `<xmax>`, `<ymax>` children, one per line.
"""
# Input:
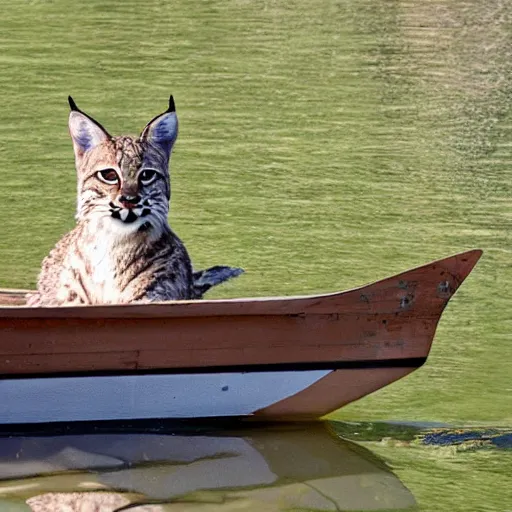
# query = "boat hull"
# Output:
<box><xmin>0</xmin><ymin>249</ymin><xmax>482</xmax><ymax>422</ymax></box>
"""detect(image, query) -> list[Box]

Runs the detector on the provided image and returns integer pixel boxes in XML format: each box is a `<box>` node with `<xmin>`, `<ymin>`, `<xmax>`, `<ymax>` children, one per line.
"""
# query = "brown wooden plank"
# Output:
<box><xmin>0</xmin><ymin>311</ymin><xmax>436</xmax><ymax>355</ymax></box>
<box><xmin>0</xmin><ymin>351</ymin><xmax>140</xmax><ymax>373</ymax></box>
<box><xmin>0</xmin><ymin>289</ymin><xmax>30</xmax><ymax>307</ymax></box>
<box><xmin>0</xmin><ymin>315</ymin><xmax>434</xmax><ymax>374</ymax></box>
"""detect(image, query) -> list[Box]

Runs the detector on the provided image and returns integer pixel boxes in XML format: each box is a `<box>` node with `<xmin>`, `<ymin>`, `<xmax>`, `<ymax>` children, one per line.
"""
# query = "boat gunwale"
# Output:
<box><xmin>0</xmin><ymin>249</ymin><xmax>484</xmax><ymax>318</ymax></box>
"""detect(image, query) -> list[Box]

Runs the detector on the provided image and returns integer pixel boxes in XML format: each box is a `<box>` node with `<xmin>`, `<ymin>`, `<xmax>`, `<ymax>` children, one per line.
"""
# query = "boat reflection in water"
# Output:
<box><xmin>0</xmin><ymin>420</ymin><xmax>416</xmax><ymax>511</ymax></box>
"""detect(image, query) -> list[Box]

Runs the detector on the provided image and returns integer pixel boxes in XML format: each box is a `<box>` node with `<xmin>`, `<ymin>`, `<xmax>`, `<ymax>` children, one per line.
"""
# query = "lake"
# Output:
<box><xmin>0</xmin><ymin>0</ymin><xmax>511</xmax><ymax>510</ymax></box>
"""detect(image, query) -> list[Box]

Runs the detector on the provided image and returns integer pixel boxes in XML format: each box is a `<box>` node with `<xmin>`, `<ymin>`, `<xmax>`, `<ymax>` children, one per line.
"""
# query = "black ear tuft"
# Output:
<box><xmin>167</xmin><ymin>95</ymin><xmax>176</xmax><ymax>113</ymax></box>
<box><xmin>68</xmin><ymin>96</ymin><xmax>79</xmax><ymax>111</ymax></box>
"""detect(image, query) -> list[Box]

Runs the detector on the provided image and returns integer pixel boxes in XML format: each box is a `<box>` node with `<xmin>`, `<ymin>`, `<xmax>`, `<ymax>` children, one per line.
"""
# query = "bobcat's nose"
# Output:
<box><xmin>119</xmin><ymin>195</ymin><xmax>141</xmax><ymax>209</ymax></box>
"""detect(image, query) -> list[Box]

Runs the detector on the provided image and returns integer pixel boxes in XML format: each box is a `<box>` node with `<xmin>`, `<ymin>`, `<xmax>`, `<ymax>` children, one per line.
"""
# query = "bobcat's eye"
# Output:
<box><xmin>97</xmin><ymin>169</ymin><xmax>119</xmax><ymax>185</ymax></box>
<box><xmin>139</xmin><ymin>169</ymin><xmax>158</xmax><ymax>185</ymax></box>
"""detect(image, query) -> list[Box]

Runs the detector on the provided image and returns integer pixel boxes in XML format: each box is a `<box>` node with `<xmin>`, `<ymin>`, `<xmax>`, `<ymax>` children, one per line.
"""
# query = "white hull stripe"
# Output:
<box><xmin>0</xmin><ymin>370</ymin><xmax>331</xmax><ymax>424</ymax></box>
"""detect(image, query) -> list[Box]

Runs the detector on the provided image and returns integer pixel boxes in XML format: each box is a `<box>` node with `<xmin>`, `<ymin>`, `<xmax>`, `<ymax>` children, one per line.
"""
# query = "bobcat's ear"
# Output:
<box><xmin>140</xmin><ymin>96</ymin><xmax>178</xmax><ymax>161</ymax></box>
<box><xmin>68</xmin><ymin>96</ymin><xmax>111</xmax><ymax>166</ymax></box>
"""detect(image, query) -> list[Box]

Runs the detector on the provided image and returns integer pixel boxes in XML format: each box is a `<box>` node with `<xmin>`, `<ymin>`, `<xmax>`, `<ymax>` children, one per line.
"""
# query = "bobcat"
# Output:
<box><xmin>29</xmin><ymin>97</ymin><xmax>242</xmax><ymax>306</ymax></box>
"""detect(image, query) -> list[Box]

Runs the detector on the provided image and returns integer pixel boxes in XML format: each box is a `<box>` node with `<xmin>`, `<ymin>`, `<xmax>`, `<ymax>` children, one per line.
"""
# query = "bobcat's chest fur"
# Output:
<box><xmin>85</xmin><ymin>225</ymin><xmax>122</xmax><ymax>303</ymax></box>
<box><xmin>81</xmin><ymin>219</ymin><xmax>161</xmax><ymax>303</ymax></box>
<box><xmin>44</xmin><ymin>218</ymin><xmax>192</xmax><ymax>306</ymax></box>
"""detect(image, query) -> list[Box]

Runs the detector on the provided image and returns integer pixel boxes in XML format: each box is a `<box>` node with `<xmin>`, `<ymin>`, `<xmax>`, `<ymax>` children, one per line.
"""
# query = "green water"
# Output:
<box><xmin>0</xmin><ymin>421</ymin><xmax>510</xmax><ymax>511</ymax></box>
<box><xmin>0</xmin><ymin>0</ymin><xmax>511</xmax><ymax>509</ymax></box>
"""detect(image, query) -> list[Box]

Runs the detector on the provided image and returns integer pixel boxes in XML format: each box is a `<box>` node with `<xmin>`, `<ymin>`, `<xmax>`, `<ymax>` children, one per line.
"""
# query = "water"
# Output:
<box><xmin>0</xmin><ymin>421</ymin><xmax>413</xmax><ymax>511</ymax></box>
<box><xmin>0</xmin><ymin>420</ymin><xmax>509</xmax><ymax>511</ymax></box>
<box><xmin>0</xmin><ymin>0</ymin><xmax>511</xmax><ymax>509</ymax></box>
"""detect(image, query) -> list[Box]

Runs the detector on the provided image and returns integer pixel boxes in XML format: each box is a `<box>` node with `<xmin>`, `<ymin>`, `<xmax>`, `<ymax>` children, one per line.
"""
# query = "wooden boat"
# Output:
<box><xmin>0</xmin><ymin>249</ymin><xmax>482</xmax><ymax>424</ymax></box>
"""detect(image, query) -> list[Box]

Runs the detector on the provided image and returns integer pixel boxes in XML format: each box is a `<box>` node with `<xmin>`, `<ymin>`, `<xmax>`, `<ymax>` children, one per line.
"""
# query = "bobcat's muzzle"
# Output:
<box><xmin>109</xmin><ymin>199</ymin><xmax>151</xmax><ymax>224</ymax></box>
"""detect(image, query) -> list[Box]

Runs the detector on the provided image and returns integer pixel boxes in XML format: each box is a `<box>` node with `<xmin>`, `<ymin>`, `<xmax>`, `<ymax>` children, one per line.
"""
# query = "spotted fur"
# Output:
<box><xmin>31</xmin><ymin>97</ymin><xmax>242</xmax><ymax>307</ymax></box>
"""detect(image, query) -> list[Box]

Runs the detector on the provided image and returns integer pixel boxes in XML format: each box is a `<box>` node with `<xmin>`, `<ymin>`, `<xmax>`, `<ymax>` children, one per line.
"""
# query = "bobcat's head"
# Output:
<box><xmin>68</xmin><ymin>96</ymin><xmax>178</xmax><ymax>236</ymax></box>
